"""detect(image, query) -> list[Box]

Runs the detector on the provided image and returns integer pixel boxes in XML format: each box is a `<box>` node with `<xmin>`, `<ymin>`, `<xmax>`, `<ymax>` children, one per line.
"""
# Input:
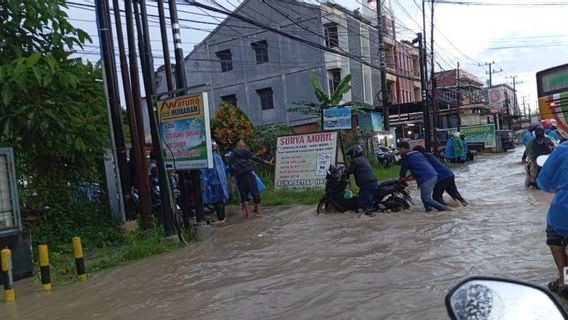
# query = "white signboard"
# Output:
<box><xmin>275</xmin><ymin>132</ymin><xmax>338</xmax><ymax>190</ymax></box>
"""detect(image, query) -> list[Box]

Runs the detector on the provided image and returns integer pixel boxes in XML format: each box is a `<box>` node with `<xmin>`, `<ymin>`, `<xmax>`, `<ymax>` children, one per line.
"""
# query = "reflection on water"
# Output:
<box><xmin>1</xmin><ymin>149</ymin><xmax>559</xmax><ymax>319</ymax></box>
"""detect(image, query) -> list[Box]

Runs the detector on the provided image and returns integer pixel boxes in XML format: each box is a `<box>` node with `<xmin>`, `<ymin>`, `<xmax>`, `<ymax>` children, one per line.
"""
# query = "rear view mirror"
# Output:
<box><xmin>446</xmin><ymin>277</ymin><xmax>567</xmax><ymax>320</ymax></box>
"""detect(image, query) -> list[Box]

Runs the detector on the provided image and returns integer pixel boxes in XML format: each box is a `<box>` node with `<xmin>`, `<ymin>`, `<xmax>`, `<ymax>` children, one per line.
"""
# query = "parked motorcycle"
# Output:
<box><xmin>375</xmin><ymin>146</ymin><xmax>396</xmax><ymax>168</ymax></box>
<box><xmin>316</xmin><ymin>165</ymin><xmax>413</xmax><ymax>215</ymax></box>
<box><xmin>446</xmin><ymin>276</ymin><xmax>568</xmax><ymax>319</ymax></box>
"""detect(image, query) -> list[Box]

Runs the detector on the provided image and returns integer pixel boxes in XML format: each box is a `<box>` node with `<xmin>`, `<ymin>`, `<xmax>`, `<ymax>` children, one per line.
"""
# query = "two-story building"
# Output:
<box><xmin>154</xmin><ymin>0</ymin><xmax>423</xmax><ymax>133</ymax></box>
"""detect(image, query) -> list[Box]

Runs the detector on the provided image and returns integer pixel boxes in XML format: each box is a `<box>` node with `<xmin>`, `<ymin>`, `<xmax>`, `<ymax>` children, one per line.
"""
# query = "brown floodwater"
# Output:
<box><xmin>1</xmin><ymin>148</ymin><xmax>560</xmax><ymax>319</ymax></box>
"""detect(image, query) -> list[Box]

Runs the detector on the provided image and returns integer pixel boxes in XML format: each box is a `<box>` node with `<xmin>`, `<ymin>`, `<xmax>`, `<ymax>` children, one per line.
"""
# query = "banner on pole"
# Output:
<box><xmin>157</xmin><ymin>93</ymin><xmax>213</xmax><ymax>170</ymax></box>
<box><xmin>323</xmin><ymin>107</ymin><xmax>352</xmax><ymax>130</ymax></box>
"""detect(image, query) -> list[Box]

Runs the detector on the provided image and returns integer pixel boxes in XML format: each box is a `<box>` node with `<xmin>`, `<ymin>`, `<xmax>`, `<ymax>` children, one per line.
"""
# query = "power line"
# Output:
<box><xmin>434</xmin><ymin>0</ymin><xmax>568</xmax><ymax>6</ymax></box>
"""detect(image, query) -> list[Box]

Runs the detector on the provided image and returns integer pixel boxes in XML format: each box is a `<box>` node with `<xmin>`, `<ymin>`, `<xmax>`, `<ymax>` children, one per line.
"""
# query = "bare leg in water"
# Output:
<box><xmin>549</xmin><ymin>245</ymin><xmax>568</xmax><ymax>293</ymax></box>
<box><xmin>254</xmin><ymin>203</ymin><xmax>262</xmax><ymax>218</ymax></box>
<box><xmin>241</xmin><ymin>201</ymin><xmax>249</xmax><ymax>219</ymax></box>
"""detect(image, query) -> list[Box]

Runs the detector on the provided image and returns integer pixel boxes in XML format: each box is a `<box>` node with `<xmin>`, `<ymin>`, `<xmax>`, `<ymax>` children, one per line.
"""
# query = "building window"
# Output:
<box><xmin>251</xmin><ymin>40</ymin><xmax>269</xmax><ymax>64</ymax></box>
<box><xmin>257</xmin><ymin>88</ymin><xmax>274</xmax><ymax>110</ymax></box>
<box><xmin>324</xmin><ymin>23</ymin><xmax>339</xmax><ymax>48</ymax></box>
<box><xmin>328</xmin><ymin>69</ymin><xmax>341</xmax><ymax>94</ymax></box>
<box><xmin>215</xmin><ymin>49</ymin><xmax>233</xmax><ymax>72</ymax></box>
<box><xmin>221</xmin><ymin>94</ymin><xmax>237</xmax><ymax>107</ymax></box>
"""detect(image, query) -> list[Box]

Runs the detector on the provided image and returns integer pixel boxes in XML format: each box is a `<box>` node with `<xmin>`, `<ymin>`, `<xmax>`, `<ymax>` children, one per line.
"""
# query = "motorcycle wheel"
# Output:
<box><xmin>392</xmin><ymin>196</ymin><xmax>410</xmax><ymax>209</ymax></box>
<box><xmin>317</xmin><ymin>198</ymin><xmax>338</xmax><ymax>215</ymax></box>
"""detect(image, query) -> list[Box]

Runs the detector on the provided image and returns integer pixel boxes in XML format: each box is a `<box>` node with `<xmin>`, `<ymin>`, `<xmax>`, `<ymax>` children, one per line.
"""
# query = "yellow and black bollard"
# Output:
<box><xmin>1</xmin><ymin>248</ymin><xmax>15</xmax><ymax>302</ymax></box>
<box><xmin>38</xmin><ymin>245</ymin><xmax>51</xmax><ymax>291</ymax></box>
<box><xmin>72</xmin><ymin>237</ymin><xmax>87</xmax><ymax>281</ymax></box>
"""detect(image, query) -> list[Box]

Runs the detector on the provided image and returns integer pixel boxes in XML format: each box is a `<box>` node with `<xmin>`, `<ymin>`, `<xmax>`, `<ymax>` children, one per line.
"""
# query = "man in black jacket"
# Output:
<box><xmin>229</xmin><ymin>139</ymin><xmax>273</xmax><ymax>218</ymax></box>
<box><xmin>345</xmin><ymin>145</ymin><xmax>379</xmax><ymax>216</ymax></box>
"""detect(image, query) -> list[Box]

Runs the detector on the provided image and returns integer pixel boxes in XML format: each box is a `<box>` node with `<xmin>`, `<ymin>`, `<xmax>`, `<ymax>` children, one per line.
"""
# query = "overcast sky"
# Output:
<box><xmin>69</xmin><ymin>0</ymin><xmax>568</xmax><ymax>114</ymax></box>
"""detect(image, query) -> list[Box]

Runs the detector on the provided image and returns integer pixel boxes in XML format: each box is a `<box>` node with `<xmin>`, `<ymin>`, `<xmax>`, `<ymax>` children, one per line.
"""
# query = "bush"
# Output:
<box><xmin>211</xmin><ymin>102</ymin><xmax>255</xmax><ymax>154</ymax></box>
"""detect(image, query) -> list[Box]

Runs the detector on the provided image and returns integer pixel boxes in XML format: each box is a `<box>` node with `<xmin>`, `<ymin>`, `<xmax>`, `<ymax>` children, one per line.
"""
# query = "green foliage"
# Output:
<box><xmin>0</xmin><ymin>0</ymin><xmax>91</xmax><ymax>59</ymax></box>
<box><xmin>211</xmin><ymin>102</ymin><xmax>256</xmax><ymax>154</ymax></box>
<box><xmin>289</xmin><ymin>72</ymin><xmax>372</xmax><ymax>126</ymax></box>
<box><xmin>39</xmin><ymin>220</ymin><xmax>194</xmax><ymax>284</ymax></box>
<box><xmin>27</xmin><ymin>193</ymin><xmax>125</xmax><ymax>253</ymax></box>
<box><xmin>0</xmin><ymin>0</ymin><xmax>114</xmax><ymax>254</ymax></box>
<box><xmin>250</xmin><ymin>124</ymin><xmax>291</xmax><ymax>160</ymax></box>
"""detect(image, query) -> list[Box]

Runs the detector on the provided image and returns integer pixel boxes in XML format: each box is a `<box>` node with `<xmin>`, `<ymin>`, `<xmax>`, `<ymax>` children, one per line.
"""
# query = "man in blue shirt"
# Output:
<box><xmin>398</xmin><ymin>141</ymin><xmax>451</xmax><ymax>212</ymax></box>
<box><xmin>413</xmin><ymin>145</ymin><xmax>467</xmax><ymax>206</ymax></box>
<box><xmin>537</xmin><ymin>142</ymin><xmax>568</xmax><ymax>296</ymax></box>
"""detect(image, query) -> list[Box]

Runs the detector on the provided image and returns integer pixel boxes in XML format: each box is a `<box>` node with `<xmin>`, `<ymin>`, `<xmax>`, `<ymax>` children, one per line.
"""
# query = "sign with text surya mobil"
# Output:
<box><xmin>275</xmin><ymin>132</ymin><xmax>338</xmax><ymax>190</ymax></box>
<box><xmin>157</xmin><ymin>93</ymin><xmax>213</xmax><ymax>170</ymax></box>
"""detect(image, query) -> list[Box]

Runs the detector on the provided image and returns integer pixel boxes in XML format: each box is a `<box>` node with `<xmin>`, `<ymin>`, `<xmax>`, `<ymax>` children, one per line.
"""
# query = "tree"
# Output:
<box><xmin>289</xmin><ymin>72</ymin><xmax>372</xmax><ymax>117</ymax></box>
<box><xmin>211</xmin><ymin>102</ymin><xmax>255</xmax><ymax>154</ymax></box>
<box><xmin>0</xmin><ymin>0</ymin><xmax>109</xmax><ymax>197</ymax></box>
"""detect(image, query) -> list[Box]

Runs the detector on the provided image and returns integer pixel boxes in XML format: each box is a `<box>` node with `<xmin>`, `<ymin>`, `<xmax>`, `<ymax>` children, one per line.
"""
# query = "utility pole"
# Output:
<box><xmin>157</xmin><ymin>0</ymin><xmax>174</xmax><ymax>91</ymax></box>
<box><xmin>134</xmin><ymin>0</ymin><xmax>176</xmax><ymax>235</ymax></box>
<box><xmin>168</xmin><ymin>0</ymin><xmax>206</xmax><ymax>224</ymax></box>
<box><xmin>376</xmin><ymin>0</ymin><xmax>390</xmax><ymax>131</ymax></box>
<box><xmin>430</xmin><ymin>0</ymin><xmax>438</xmax><ymax>148</ymax></box>
<box><xmin>112</xmin><ymin>0</ymin><xmax>152</xmax><ymax>229</ymax></box>
<box><xmin>479</xmin><ymin>61</ymin><xmax>502</xmax><ymax>87</ymax></box>
<box><xmin>413</xmin><ymin>33</ymin><xmax>431</xmax><ymax>151</ymax></box>
<box><xmin>457</xmin><ymin>61</ymin><xmax>461</xmax><ymax>131</ymax></box>
<box><xmin>522</xmin><ymin>96</ymin><xmax>527</xmax><ymax>121</ymax></box>
<box><xmin>479</xmin><ymin>61</ymin><xmax>503</xmax><ymax>130</ymax></box>
<box><xmin>94</xmin><ymin>0</ymin><xmax>130</xmax><ymax>220</ymax></box>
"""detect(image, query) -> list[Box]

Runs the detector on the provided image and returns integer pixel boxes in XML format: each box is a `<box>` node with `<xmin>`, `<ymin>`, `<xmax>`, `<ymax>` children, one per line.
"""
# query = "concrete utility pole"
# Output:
<box><xmin>94</xmin><ymin>0</ymin><xmax>130</xmax><ymax>220</ymax></box>
<box><xmin>430</xmin><ymin>0</ymin><xmax>439</xmax><ymax>147</ymax></box>
<box><xmin>134</xmin><ymin>0</ymin><xmax>176</xmax><ymax>235</ymax></box>
<box><xmin>113</xmin><ymin>0</ymin><xmax>153</xmax><ymax>228</ymax></box>
<box><xmin>167</xmin><ymin>0</ymin><xmax>206</xmax><ymax>224</ymax></box>
<box><xmin>479</xmin><ymin>61</ymin><xmax>502</xmax><ymax>87</ymax></box>
<box><xmin>479</xmin><ymin>61</ymin><xmax>503</xmax><ymax>130</ymax></box>
<box><xmin>413</xmin><ymin>33</ymin><xmax>430</xmax><ymax>151</ymax></box>
<box><xmin>375</xmin><ymin>0</ymin><xmax>390</xmax><ymax>131</ymax></box>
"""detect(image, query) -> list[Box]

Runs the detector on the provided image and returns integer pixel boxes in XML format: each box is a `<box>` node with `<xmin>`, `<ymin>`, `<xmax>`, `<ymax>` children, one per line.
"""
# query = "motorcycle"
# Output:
<box><xmin>375</xmin><ymin>146</ymin><xmax>396</xmax><ymax>168</ymax></box>
<box><xmin>525</xmin><ymin>155</ymin><xmax>552</xmax><ymax>189</ymax></box>
<box><xmin>316</xmin><ymin>165</ymin><xmax>413</xmax><ymax>215</ymax></box>
<box><xmin>446</xmin><ymin>276</ymin><xmax>568</xmax><ymax>319</ymax></box>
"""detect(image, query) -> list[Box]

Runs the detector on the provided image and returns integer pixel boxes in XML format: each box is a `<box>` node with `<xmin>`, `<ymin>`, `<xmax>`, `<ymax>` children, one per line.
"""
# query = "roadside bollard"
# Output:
<box><xmin>1</xmin><ymin>248</ymin><xmax>15</xmax><ymax>302</ymax></box>
<box><xmin>72</xmin><ymin>237</ymin><xmax>87</xmax><ymax>281</ymax></box>
<box><xmin>38</xmin><ymin>245</ymin><xmax>51</xmax><ymax>291</ymax></box>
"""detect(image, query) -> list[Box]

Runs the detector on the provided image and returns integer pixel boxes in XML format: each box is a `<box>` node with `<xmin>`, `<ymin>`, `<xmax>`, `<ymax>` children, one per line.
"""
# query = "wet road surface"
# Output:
<box><xmin>1</xmin><ymin>148</ymin><xmax>559</xmax><ymax>319</ymax></box>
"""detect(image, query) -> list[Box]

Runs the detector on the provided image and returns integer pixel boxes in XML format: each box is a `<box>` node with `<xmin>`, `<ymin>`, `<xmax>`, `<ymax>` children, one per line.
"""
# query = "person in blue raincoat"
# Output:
<box><xmin>201</xmin><ymin>141</ymin><xmax>230</xmax><ymax>224</ymax></box>
<box><xmin>445</xmin><ymin>135</ymin><xmax>455</xmax><ymax>163</ymax></box>
<box><xmin>537</xmin><ymin>141</ymin><xmax>568</xmax><ymax>297</ymax></box>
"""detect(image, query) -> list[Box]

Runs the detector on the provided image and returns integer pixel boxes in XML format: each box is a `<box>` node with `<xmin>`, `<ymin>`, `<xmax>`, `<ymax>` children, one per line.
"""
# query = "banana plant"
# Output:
<box><xmin>289</xmin><ymin>72</ymin><xmax>371</xmax><ymax>116</ymax></box>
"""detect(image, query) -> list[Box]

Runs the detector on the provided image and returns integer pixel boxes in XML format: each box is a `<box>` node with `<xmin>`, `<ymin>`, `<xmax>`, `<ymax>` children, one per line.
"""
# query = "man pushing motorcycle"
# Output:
<box><xmin>345</xmin><ymin>145</ymin><xmax>379</xmax><ymax>217</ymax></box>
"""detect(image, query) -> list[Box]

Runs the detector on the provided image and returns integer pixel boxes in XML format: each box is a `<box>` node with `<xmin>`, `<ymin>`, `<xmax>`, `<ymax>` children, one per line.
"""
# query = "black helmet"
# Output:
<box><xmin>346</xmin><ymin>145</ymin><xmax>364</xmax><ymax>158</ymax></box>
<box><xmin>535</xmin><ymin>126</ymin><xmax>545</xmax><ymax>138</ymax></box>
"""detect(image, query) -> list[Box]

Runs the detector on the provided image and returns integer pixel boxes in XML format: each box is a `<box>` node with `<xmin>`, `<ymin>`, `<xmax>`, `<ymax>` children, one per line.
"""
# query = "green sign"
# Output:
<box><xmin>447</xmin><ymin>124</ymin><xmax>496</xmax><ymax>148</ymax></box>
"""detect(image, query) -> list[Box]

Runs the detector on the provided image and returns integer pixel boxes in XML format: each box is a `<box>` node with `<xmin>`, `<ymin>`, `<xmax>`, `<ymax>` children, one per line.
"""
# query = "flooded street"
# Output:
<box><xmin>1</xmin><ymin>148</ymin><xmax>559</xmax><ymax>319</ymax></box>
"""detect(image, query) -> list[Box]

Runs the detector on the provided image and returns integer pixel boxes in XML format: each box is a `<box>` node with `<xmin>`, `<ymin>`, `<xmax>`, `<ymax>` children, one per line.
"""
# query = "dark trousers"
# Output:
<box><xmin>433</xmin><ymin>176</ymin><xmax>466</xmax><ymax>205</ymax></box>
